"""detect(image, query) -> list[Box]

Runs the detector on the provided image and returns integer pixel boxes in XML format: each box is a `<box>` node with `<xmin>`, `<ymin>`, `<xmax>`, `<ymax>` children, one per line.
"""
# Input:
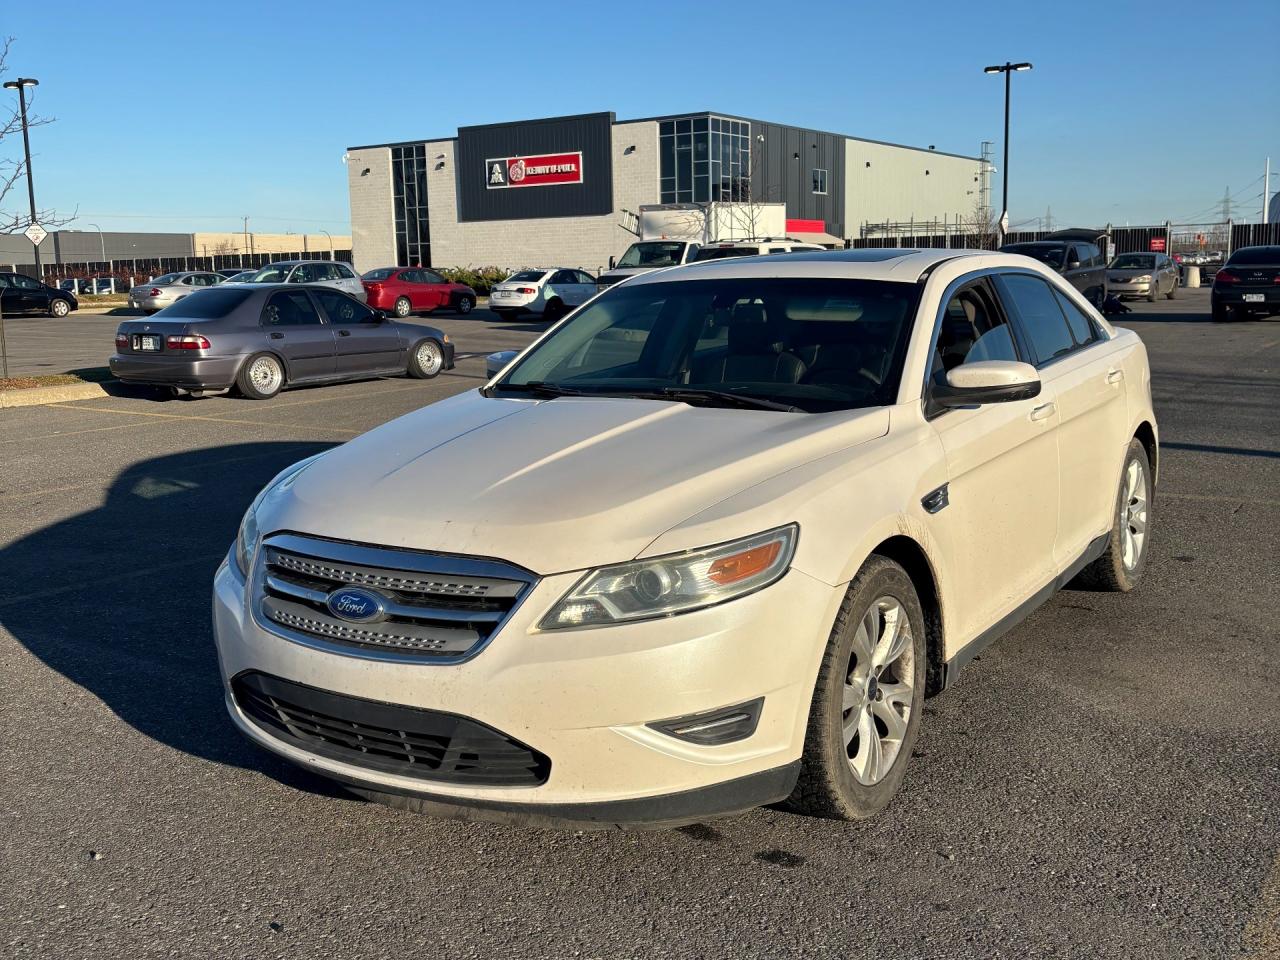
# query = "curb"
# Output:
<box><xmin>0</xmin><ymin>380</ymin><xmax>114</xmax><ymax>408</ymax></box>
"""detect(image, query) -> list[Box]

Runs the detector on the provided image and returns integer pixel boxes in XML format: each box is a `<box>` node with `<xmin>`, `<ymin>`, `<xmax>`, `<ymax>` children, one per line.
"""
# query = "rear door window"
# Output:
<box><xmin>996</xmin><ymin>274</ymin><xmax>1078</xmax><ymax>365</ymax></box>
<box><xmin>262</xmin><ymin>290</ymin><xmax>323</xmax><ymax>326</ymax></box>
<box><xmin>1052</xmin><ymin>289</ymin><xmax>1099</xmax><ymax>346</ymax></box>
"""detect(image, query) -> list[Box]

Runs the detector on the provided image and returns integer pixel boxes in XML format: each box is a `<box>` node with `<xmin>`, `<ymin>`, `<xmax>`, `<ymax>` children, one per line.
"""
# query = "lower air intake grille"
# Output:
<box><xmin>233</xmin><ymin>672</ymin><xmax>550</xmax><ymax>787</ymax></box>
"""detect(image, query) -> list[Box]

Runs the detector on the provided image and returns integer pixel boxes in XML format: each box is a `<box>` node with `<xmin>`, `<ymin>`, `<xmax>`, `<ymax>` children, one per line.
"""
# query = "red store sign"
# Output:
<box><xmin>485</xmin><ymin>152</ymin><xmax>583</xmax><ymax>189</ymax></box>
<box><xmin>1149</xmin><ymin>236</ymin><xmax>1166</xmax><ymax>252</ymax></box>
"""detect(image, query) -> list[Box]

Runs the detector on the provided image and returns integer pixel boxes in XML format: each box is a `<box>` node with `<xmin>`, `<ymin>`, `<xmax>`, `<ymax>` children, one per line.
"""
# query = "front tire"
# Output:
<box><xmin>1074</xmin><ymin>438</ymin><xmax>1153</xmax><ymax>592</ymax></box>
<box><xmin>407</xmin><ymin>338</ymin><xmax>444</xmax><ymax>379</ymax></box>
<box><xmin>236</xmin><ymin>352</ymin><xmax>285</xmax><ymax>400</ymax></box>
<box><xmin>393</xmin><ymin>297</ymin><xmax>412</xmax><ymax>318</ymax></box>
<box><xmin>1166</xmin><ymin>279</ymin><xmax>1177</xmax><ymax>300</ymax></box>
<box><xmin>785</xmin><ymin>556</ymin><xmax>926</xmax><ymax>820</ymax></box>
<box><xmin>50</xmin><ymin>298</ymin><xmax>71</xmax><ymax>318</ymax></box>
<box><xmin>1147</xmin><ymin>284</ymin><xmax>1159</xmax><ymax>303</ymax></box>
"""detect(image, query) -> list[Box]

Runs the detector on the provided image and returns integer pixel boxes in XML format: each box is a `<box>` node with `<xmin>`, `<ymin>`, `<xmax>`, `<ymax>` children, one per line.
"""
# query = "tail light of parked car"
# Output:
<box><xmin>149</xmin><ymin>287</ymin><xmax>163</xmax><ymax>296</ymax></box>
<box><xmin>166</xmin><ymin>335</ymin><xmax>211</xmax><ymax>350</ymax></box>
<box><xmin>517</xmin><ymin>287</ymin><xmax>536</xmax><ymax>294</ymax></box>
<box><xmin>1213</xmin><ymin>271</ymin><xmax>1237</xmax><ymax>285</ymax></box>
<box><xmin>115</xmin><ymin>333</ymin><xmax>128</xmax><ymax>349</ymax></box>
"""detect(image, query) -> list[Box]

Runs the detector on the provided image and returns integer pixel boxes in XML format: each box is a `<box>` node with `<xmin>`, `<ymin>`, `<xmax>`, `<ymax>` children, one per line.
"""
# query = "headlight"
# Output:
<box><xmin>539</xmin><ymin>525</ymin><xmax>797</xmax><ymax>630</ymax></box>
<box><xmin>233</xmin><ymin>454</ymin><xmax>325</xmax><ymax>576</ymax></box>
<box><xmin>1133</xmin><ymin>275</ymin><xmax>1152</xmax><ymax>283</ymax></box>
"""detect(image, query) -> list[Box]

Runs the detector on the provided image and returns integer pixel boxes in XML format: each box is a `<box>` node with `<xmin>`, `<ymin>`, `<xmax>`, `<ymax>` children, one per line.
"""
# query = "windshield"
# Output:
<box><xmin>616</xmin><ymin>241</ymin><xmax>687</xmax><ymax>269</ymax></box>
<box><xmin>153</xmin><ymin>273</ymin><xmax>182</xmax><ymax>284</ymax></box>
<box><xmin>1111</xmin><ymin>254</ymin><xmax>1155</xmax><ymax>270</ymax></box>
<box><xmin>507</xmin><ymin>270</ymin><xmax>548</xmax><ymax>283</ymax></box>
<box><xmin>693</xmin><ymin>247</ymin><xmax>757</xmax><ymax>262</ymax></box>
<box><xmin>493</xmin><ymin>277</ymin><xmax>920</xmax><ymax>413</ymax></box>
<box><xmin>247</xmin><ymin>265</ymin><xmax>292</xmax><ymax>283</ymax></box>
<box><xmin>1002</xmin><ymin>244</ymin><xmax>1065</xmax><ymax>268</ymax></box>
<box><xmin>154</xmin><ymin>288</ymin><xmax>253</xmax><ymax>318</ymax></box>
<box><xmin>362</xmin><ymin>268</ymin><xmax>396</xmax><ymax>281</ymax></box>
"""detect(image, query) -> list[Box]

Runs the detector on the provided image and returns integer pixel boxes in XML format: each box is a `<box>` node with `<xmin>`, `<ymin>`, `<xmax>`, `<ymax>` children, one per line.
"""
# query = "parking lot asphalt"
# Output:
<box><xmin>2</xmin><ymin>289</ymin><xmax>1278</xmax><ymax>959</ymax></box>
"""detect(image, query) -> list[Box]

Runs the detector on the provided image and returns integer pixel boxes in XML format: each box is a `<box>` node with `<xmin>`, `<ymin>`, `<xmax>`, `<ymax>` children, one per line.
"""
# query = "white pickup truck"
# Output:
<box><xmin>597</xmin><ymin>202</ymin><xmax>788</xmax><ymax>289</ymax></box>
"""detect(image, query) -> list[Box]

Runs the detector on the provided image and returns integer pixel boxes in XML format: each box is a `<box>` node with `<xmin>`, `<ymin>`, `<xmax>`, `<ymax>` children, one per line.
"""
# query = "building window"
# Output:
<box><xmin>812</xmin><ymin>168</ymin><xmax>828</xmax><ymax>195</ymax></box>
<box><xmin>659</xmin><ymin>115</ymin><xmax>751</xmax><ymax>204</ymax></box>
<box><xmin>391</xmin><ymin>143</ymin><xmax>430</xmax><ymax>267</ymax></box>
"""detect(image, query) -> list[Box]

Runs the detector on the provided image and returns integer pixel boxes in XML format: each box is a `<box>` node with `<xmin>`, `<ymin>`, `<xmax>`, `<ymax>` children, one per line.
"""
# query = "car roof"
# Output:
<box><xmin>625</xmin><ymin>247</ymin><xmax>992</xmax><ymax>285</ymax></box>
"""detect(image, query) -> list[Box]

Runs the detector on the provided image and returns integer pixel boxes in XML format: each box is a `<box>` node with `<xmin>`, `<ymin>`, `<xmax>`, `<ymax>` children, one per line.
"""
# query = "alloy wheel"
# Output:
<box><xmin>1121</xmin><ymin>458</ymin><xmax>1148</xmax><ymax>570</ymax></box>
<box><xmin>248</xmin><ymin>356</ymin><xmax>283</xmax><ymax>395</ymax></box>
<box><xmin>395</xmin><ymin>298</ymin><xmax>411</xmax><ymax>317</ymax></box>
<box><xmin>842</xmin><ymin>597</ymin><xmax>915</xmax><ymax>786</ymax></box>
<box><xmin>415</xmin><ymin>340</ymin><xmax>443</xmax><ymax>376</ymax></box>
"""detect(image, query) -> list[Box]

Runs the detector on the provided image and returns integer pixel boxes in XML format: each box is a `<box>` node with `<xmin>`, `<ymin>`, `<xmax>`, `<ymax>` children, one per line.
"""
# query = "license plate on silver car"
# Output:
<box><xmin>1243</xmin><ymin>293</ymin><xmax>1264</xmax><ymax>303</ymax></box>
<box><xmin>493</xmin><ymin>291</ymin><xmax>512</xmax><ymax>298</ymax></box>
<box><xmin>133</xmin><ymin>334</ymin><xmax>161</xmax><ymax>351</ymax></box>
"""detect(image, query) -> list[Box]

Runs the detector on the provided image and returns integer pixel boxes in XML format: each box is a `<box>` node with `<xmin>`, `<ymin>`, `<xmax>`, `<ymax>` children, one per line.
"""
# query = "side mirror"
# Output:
<box><xmin>932</xmin><ymin>360</ymin><xmax>1041</xmax><ymax>408</ymax></box>
<box><xmin>608</xmin><ymin>256</ymin><xmax>616</xmax><ymax>269</ymax></box>
<box><xmin>1067</xmin><ymin>260</ymin><xmax>1081</xmax><ymax>270</ymax></box>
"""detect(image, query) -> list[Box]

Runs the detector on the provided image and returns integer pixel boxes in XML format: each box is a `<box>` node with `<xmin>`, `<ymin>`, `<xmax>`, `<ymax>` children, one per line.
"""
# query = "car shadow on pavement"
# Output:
<box><xmin>1109</xmin><ymin>305</ymin><xmax>1210</xmax><ymax>323</ymax></box>
<box><xmin>0</xmin><ymin>441</ymin><xmax>350</xmax><ymax>794</ymax></box>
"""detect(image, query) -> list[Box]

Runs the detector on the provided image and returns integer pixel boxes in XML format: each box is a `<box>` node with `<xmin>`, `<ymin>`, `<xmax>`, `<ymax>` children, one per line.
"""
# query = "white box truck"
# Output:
<box><xmin>596</xmin><ymin>202</ymin><xmax>788</xmax><ymax>289</ymax></box>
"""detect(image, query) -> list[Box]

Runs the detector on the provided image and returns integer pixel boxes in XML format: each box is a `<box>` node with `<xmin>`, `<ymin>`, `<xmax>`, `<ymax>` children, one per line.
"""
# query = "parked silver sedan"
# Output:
<box><xmin>129</xmin><ymin>271</ymin><xmax>225</xmax><ymax>314</ymax></box>
<box><xmin>244</xmin><ymin>260</ymin><xmax>367</xmax><ymax>302</ymax></box>
<box><xmin>1107</xmin><ymin>253</ymin><xmax>1179</xmax><ymax>301</ymax></box>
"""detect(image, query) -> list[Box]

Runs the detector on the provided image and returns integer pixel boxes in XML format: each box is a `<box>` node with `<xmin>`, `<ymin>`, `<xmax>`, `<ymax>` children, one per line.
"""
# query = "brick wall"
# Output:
<box><xmin>347</xmin><ymin>147</ymin><xmax>395</xmax><ymax>273</ymax></box>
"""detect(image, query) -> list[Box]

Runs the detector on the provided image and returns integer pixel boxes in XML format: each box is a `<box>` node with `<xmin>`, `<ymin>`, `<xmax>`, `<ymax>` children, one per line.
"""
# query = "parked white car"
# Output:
<box><xmin>244</xmin><ymin>260</ymin><xmax>367</xmax><ymax>303</ymax></box>
<box><xmin>215</xmin><ymin>249</ymin><xmax>1157</xmax><ymax>828</ymax></box>
<box><xmin>489</xmin><ymin>268</ymin><xmax>597</xmax><ymax>322</ymax></box>
<box><xmin>692</xmin><ymin>239</ymin><xmax>827</xmax><ymax>261</ymax></box>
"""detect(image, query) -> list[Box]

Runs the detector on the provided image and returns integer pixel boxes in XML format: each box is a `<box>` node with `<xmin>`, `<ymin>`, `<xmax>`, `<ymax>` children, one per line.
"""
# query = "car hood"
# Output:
<box><xmin>262</xmin><ymin>389</ymin><xmax>889</xmax><ymax>574</ymax></box>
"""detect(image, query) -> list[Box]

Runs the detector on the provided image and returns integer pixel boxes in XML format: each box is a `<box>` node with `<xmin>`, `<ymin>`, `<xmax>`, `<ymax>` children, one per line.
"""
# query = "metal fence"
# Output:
<box><xmin>849</xmin><ymin>221</ymin><xmax>1280</xmax><ymax>260</ymax></box>
<box><xmin>6</xmin><ymin>249</ymin><xmax>354</xmax><ymax>289</ymax></box>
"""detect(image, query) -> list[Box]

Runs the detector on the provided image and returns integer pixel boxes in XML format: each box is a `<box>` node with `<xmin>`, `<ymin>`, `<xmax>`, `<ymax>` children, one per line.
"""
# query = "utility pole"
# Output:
<box><xmin>983</xmin><ymin>62</ymin><xmax>1033</xmax><ymax>242</ymax></box>
<box><xmin>1264</xmin><ymin>158</ymin><xmax>1271</xmax><ymax>224</ymax></box>
<box><xmin>242</xmin><ymin>216</ymin><xmax>250</xmax><ymax>256</ymax></box>
<box><xmin>3</xmin><ymin>77</ymin><xmax>43</xmax><ymax>277</ymax></box>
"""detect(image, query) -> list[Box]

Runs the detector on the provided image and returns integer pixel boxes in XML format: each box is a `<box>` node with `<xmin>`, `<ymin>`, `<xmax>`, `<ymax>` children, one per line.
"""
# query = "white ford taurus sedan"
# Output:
<box><xmin>213</xmin><ymin>249</ymin><xmax>1157</xmax><ymax>827</ymax></box>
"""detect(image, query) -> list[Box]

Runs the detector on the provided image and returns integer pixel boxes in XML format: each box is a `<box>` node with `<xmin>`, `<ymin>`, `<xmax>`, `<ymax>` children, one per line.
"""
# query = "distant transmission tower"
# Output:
<box><xmin>979</xmin><ymin>140</ymin><xmax>994</xmax><ymax>222</ymax></box>
<box><xmin>1044</xmin><ymin>206</ymin><xmax>1053</xmax><ymax>232</ymax></box>
<box><xmin>1219</xmin><ymin>187</ymin><xmax>1232</xmax><ymax>222</ymax></box>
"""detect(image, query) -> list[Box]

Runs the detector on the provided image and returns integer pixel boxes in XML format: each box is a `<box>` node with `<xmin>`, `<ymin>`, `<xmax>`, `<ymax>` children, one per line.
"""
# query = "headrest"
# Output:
<box><xmin>728</xmin><ymin>315</ymin><xmax>782</xmax><ymax>354</ymax></box>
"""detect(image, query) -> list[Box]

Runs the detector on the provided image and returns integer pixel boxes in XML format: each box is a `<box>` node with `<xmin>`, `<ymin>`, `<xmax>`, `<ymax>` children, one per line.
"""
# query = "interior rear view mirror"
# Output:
<box><xmin>933</xmin><ymin>360</ymin><xmax>1041</xmax><ymax>408</ymax></box>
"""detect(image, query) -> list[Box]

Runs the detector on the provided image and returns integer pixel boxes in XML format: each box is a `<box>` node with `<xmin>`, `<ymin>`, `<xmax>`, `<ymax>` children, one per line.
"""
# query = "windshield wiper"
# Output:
<box><xmin>484</xmin><ymin>380</ymin><xmax>592</xmax><ymax>399</ymax></box>
<box><xmin>653</xmin><ymin>387</ymin><xmax>801</xmax><ymax>413</ymax></box>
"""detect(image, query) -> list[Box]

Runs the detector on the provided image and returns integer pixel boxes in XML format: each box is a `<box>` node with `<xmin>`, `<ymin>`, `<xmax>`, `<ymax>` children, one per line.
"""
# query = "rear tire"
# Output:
<box><xmin>393</xmin><ymin>297</ymin><xmax>412</xmax><ymax>318</ymax></box>
<box><xmin>455</xmin><ymin>295</ymin><xmax>474</xmax><ymax>315</ymax></box>
<box><xmin>543</xmin><ymin>298</ymin><xmax>564</xmax><ymax>323</ymax></box>
<box><xmin>1211</xmin><ymin>303</ymin><xmax>1231</xmax><ymax>323</ymax></box>
<box><xmin>784</xmin><ymin>556</ymin><xmax>926</xmax><ymax>820</ymax></box>
<box><xmin>407</xmin><ymin>338</ymin><xmax>444</xmax><ymax>379</ymax></box>
<box><xmin>235</xmin><ymin>352</ymin><xmax>285</xmax><ymax>400</ymax></box>
<box><xmin>1074</xmin><ymin>438</ymin><xmax>1152</xmax><ymax>592</ymax></box>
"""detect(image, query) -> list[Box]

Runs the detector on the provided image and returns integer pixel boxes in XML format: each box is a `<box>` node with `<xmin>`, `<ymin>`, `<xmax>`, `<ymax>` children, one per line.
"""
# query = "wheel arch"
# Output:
<box><xmin>866</xmin><ymin>535</ymin><xmax>946</xmax><ymax>697</ymax></box>
<box><xmin>1133</xmin><ymin>420</ymin><xmax>1158</xmax><ymax>486</ymax></box>
<box><xmin>235</xmin><ymin>349</ymin><xmax>290</xmax><ymax>386</ymax></box>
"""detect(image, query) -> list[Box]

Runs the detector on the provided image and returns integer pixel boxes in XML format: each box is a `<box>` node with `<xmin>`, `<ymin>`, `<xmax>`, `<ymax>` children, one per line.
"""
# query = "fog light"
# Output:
<box><xmin>648</xmin><ymin>698</ymin><xmax>764</xmax><ymax>745</ymax></box>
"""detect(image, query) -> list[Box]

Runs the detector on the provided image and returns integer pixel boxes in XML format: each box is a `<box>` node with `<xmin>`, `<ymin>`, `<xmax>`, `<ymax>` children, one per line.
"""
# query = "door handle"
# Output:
<box><xmin>1105</xmin><ymin>369</ymin><xmax>1123</xmax><ymax>384</ymax></box>
<box><xmin>1029</xmin><ymin>401</ymin><xmax>1056</xmax><ymax>422</ymax></box>
<box><xmin>338</xmin><ymin>329</ymin><xmax>351</xmax><ymax>337</ymax></box>
<box><xmin>269</xmin><ymin>332</ymin><xmax>284</xmax><ymax>340</ymax></box>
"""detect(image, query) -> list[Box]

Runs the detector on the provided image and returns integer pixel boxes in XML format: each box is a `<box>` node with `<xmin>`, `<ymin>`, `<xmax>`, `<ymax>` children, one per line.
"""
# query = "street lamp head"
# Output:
<box><xmin>1012</xmin><ymin>62</ymin><xmax>1033</xmax><ymax>71</ymax></box>
<box><xmin>983</xmin><ymin>65</ymin><xmax>1002</xmax><ymax>74</ymax></box>
<box><xmin>983</xmin><ymin>63</ymin><xmax>1033</xmax><ymax>74</ymax></box>
<box><xmin>3</xmin><ymin>77</ymin><xmax>39</xmax><ymax>89</ymax></box>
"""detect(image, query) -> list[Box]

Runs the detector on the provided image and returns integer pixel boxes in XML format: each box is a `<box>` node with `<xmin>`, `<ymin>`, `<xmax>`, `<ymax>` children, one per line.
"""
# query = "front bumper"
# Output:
<box><xmin>212</xmin><ymin>549</ymin><xmax>836</xmax><ymax>825</ymax></box>
<box><xmin>1109</xmin><ymin>280</ymin><xmax>1152</xmax><ymax>298</ymax></box>
<box><xmin>109</xmin><ymin>352</ymin><xmax>240</xmax><ymax>388</ymax></box>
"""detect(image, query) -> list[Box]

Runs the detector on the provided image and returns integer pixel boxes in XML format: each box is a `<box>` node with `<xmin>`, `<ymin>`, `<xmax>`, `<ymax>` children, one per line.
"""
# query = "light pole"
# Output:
<box><xmin>983</xmin><ymin>61</ymin><xmax>1032</xmax><ymax>241</ymax></box>
<box><xmin>320</xmin><ymin>229</ymin><xmax>334</xmax><ymax>260</ymax></box>
<box><xmin>3</xmin><ymin>76</ymin><xmax>42</xmax><ymax>277</ymax></box>
<box><xmin>88</xmin><ymin>222</ymin><xmax>114</xmax><ymax>292</ymax></box>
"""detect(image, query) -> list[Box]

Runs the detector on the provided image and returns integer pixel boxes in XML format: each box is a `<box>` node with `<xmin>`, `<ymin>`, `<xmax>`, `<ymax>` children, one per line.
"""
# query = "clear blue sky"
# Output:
<box><xmin>3</xmin><ymin>0</ymin><xmax>1278</xmax><ymax>236</ymax></box>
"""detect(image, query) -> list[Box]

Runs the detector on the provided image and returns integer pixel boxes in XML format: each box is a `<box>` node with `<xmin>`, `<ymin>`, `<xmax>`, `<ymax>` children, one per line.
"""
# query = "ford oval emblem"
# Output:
<box><xmin>326</xmin><ymin>587</ymin><xmax>386</xmax><ymax>623</ymax></box>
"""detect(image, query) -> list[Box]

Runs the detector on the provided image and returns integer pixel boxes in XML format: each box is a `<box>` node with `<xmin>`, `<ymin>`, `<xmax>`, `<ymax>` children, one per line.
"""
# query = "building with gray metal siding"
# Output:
<box><xmin>346</xmin><ymin>110</ymin><xmax>985</xmax><ymax>274</ymax></box>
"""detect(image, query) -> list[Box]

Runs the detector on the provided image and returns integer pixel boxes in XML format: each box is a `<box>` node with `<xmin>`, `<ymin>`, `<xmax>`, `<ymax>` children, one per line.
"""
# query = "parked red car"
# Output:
<box><xmin>361</xmin><ymin>267</ymin><xmax>477</xmax><ymax>317</ymax></box>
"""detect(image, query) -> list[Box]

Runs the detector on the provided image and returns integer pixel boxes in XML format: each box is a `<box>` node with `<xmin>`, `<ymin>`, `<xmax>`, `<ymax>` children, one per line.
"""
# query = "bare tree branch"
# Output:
<box><xmin>1</xmin><ymin>35</ymin><xmax>75</xmax><ymax>235</ymax></box>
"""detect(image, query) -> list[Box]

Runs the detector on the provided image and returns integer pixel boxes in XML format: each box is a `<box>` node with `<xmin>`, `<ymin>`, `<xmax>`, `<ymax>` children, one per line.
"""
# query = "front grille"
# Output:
<box><xmin>255</xmin><ymin>534</ymin><xmax>534</xmax><ymax>661</ymax></box>
<box><xmin>233</xmin><ymin>672</ymin><xmax>550</xmax><ymax>786</ymax></box>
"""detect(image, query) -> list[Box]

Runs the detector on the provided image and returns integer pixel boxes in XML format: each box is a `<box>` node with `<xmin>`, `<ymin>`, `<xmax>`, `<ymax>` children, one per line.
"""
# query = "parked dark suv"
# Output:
<box><xmin>1211</xmin><ymin>245</ymin><xmax>1280</xmax><ymax>323</ymax></box>
<box><xmin>0</xmin><ymin>271</ymin><xmax>79</xmax><ymax>317</ymax></box>
<box><xmin>1000</xmin><ymin>230</ymin><xmax>1108</xmax><ymax>307</ymax></box>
